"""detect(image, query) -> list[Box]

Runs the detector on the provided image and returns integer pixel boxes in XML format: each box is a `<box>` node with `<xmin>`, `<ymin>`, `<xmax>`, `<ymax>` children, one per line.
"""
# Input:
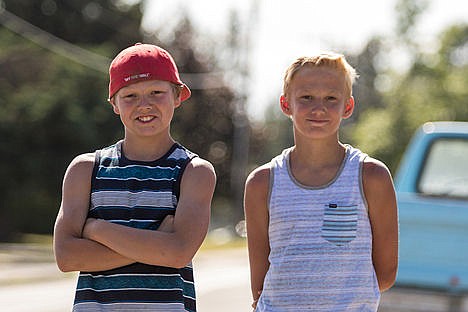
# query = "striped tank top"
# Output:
<box><xmin>256</xmin><ymin>145</ymin><xmax>380</xmax><ymax>312</ymax></box>
<box><xmin>73</xmin><ymin>140</ymin><xmax>198</xmax><ymax>312</ymax></box>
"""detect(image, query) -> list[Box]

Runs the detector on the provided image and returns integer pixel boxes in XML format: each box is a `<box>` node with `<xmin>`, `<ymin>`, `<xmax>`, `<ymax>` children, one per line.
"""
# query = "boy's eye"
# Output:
<box><xmin>150</xmin><ymin>90</ymin><xmax>163</xmax><ymax>96</ymax></box>
<box><xmin>326</xmin><ymin>96</ymin><xmax>337</xmax><ymax>101</ymax></box>
<box><xmin>123</xmin><ymin>93</ymin><xmax>137</xmax><ymax>99</ymax></box>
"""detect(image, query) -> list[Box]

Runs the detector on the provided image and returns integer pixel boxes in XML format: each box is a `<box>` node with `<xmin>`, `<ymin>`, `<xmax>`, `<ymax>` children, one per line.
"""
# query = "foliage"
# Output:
<box><xmin>0</xmin><ymin>0</ymin><xmax>467</xmax><ymax>241</ymax></box>
<box><xmin>0</xmin><ymin>1</ymin><xmax>142</xmax><ymax>240</ymax></box>
<box><xmin>348</xmin><ymin>0</ymin><xmax>468</xmax><ymax>171</ymax></box>
<box><xmin>351</xmin><ymin>24</ymin><xmax>468</xmax><ymax>171</ymax></box>
<box><xmin>2</xmin><ymin>0</ymin><xmax>142</xmax><ymax>48</ymax></box>
<box><xmin>0</xmin><ymin>2</ymin><xmax>239</xmax><ymax>239</ymax></box>
<box><xmin>144</xmin><ymin>16</ymin><xmax>239</xmax><ymax>226</ymax></box>
<box><xmin>0</xmin><ymin>37</ymin><xmax>122</xmax><ymax>239</ymax></box>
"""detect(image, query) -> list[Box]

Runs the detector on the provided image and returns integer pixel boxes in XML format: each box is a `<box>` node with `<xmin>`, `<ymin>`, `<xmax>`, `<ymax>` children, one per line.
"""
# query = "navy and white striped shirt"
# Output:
<box><xmin>73</xmin><ymin>141</ymin><xmax>197</xmax><ymax>312</ymax></box>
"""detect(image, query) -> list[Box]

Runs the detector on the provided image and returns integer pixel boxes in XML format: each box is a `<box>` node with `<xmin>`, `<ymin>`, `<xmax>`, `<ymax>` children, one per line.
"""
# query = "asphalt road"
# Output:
<box><xmin>0</xmin><ymin>247</ymin><xmax>252</xmax><ymax>312</ymax></box>
<box><xmin>1</xmin><ymin>246</ymin><xmax>468</xmax><ymax>311</ymax></box>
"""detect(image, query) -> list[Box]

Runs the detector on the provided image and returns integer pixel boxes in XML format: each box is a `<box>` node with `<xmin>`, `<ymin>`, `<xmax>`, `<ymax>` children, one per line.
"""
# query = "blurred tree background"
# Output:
<box><xmin>0</xmin><ymin>0</ymin><xmax>466</xmax><ymax>241</ymax></box>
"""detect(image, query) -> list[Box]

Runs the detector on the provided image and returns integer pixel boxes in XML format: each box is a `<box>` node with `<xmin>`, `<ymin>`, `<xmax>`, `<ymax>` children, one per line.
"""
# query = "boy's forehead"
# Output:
<box><xmin>296</xmin><ymin>64</ymin><xmax>341</xmax><ymax>75</ymax></box>
<box><xmin>292</xmin><ymin>66</ymin><xmax>346</xmax><ymax>88</ymax></box>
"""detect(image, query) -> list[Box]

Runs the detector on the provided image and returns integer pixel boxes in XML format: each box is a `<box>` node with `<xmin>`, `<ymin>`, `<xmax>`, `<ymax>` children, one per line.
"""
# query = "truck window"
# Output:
<box><xmin>418</xmin><ymin>138</ymin><xmax>468</xmax><ymax>198</ymax></box>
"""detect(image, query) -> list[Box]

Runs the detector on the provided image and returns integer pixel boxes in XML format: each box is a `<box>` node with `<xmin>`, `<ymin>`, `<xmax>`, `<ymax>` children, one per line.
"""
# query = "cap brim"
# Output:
<box><xmin>180</xmin><ymin>84</ymin><xmax>191</xmax><ymax>102</ymax></box>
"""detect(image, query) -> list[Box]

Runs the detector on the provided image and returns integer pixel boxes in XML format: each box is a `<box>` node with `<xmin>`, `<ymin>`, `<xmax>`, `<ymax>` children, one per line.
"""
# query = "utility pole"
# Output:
<box><xmin>229</xmin><ymin>0</ymin><xmax>260</xmax><ymax>227</ymax></box>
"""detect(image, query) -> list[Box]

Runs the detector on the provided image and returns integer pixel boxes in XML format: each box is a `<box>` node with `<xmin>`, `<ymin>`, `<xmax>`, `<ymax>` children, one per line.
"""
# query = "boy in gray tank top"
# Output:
<box><xmin>244</xmin><ymin>52</ymin><xmax>398</xmax><ymax>311</ymax></box>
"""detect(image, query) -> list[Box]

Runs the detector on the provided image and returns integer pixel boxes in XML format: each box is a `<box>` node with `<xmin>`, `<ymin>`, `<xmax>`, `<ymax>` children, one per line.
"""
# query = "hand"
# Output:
<box><xmin>158</xmin><ymin>215</ymin><xmax>175</xmax><ymax>233</ymax></box>
<box><xmin>252</xmin><ymin>290</ymin><xmax>262</xmax><ymax>310</ymax></box>
<box><xmin>82</xmin><ymin>218</ymin><xmax>98</xmax><ymax>239</ymax></box>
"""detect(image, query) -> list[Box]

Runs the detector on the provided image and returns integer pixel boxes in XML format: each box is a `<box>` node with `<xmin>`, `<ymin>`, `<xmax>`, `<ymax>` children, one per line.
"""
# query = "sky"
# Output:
<box><xmin>141</xmin><ymin>0</ymin><xmax>467</xmax><ymax>119</ymax></box>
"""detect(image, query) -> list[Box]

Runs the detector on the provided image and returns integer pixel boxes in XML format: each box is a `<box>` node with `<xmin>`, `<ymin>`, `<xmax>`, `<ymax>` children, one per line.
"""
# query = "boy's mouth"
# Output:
<box><xmin>307</xmin><ymin>119</ymin><xmax>328</xmax><ymax>125</ymax></box>
<box><xmin>137</xmin><ymin>116</ymin><xmax>156</xmax><ymax>123</ymax></box>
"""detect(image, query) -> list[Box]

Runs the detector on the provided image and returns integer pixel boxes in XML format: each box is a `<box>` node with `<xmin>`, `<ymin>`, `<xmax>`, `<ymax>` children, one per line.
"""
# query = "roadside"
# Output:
<box><xmin>0</xmin><ymin>240</ymin><xmax>251</xmax><ymax>312</ymax></box>
<box><xmin>0</xmin><ymin>235</ymin><xmax>247</xmax><ymax>287</ymax></box>
<box><xmin>0</xmin><ymin>242</ymin><xmax>75</xmax><ymax>287</ymax></box>
<box><xmin>2</xmin><ymin>240</ymin><xmax>468</xmax><ymax>312</ymax></box>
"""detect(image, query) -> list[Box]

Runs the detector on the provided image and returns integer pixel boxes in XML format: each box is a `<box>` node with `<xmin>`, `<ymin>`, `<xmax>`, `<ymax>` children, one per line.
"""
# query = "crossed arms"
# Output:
<box><xmin>53</xmin><ymin>152</ymin><xmax>216</xmax><ymax>272</ymax></box>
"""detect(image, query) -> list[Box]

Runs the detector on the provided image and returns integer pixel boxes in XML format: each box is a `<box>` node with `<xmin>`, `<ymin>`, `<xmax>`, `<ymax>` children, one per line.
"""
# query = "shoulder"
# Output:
<box><xmin>66</xmin><ymin>152</ymin><xmax>96</xmax><ymax>174</ymax></box>
<box><xmin>178</xmin><ymin>157</ymin><xmax>216</xmax><ymax>204</ymax></box>
<box><xmin>362</xmin><ymin>156</ymin><xmax>395</xmax><ymax>200</ymax></box>
<box><xmin>245</xmin><ymin>163</ymin><xmax>271</xmax><ymax>195</ymax></box>
<box><xmin>62</xmin><ymin>152</ymin><xmax>96</xmax><ymax>192</ymax></box>
<box><xmin>244</xmin><ymin>164</ymin><xmax>271</xmax><ymax>220</ymax></box>
<box><xmin>183</xmin><ymin>157</ymin><xmax>216</xmax><ymax>184</ymax></box>
<box><xmin>362</xmin><ymin>156</ymin><xmax>393</xmax><ymax>185</ymax></box>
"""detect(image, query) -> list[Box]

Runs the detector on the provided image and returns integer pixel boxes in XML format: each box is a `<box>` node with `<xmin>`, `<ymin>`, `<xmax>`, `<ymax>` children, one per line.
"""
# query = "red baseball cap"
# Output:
<box><xmin>108</xmin><ymin>43</ymin><xmax>191</xmax><ymax>101</ymax></box>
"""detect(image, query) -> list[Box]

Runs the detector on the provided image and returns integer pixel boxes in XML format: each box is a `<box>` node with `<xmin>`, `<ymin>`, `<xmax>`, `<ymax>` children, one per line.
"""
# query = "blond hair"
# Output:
<box><xmin>282</xmin><ymin>52</ymin><xmax>358</xmax><ymax>98</ymax></box>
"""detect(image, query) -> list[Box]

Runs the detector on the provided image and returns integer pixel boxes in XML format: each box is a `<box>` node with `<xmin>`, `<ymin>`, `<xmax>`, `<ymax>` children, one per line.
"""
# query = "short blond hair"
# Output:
<box><xmin>282</xmin><ymin>52</ymin><xmax>358</xmax><ymax>98</ymax></box>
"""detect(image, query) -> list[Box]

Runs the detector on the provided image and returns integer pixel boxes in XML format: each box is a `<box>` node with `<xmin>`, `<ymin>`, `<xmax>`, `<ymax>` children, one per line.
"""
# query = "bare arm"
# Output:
<box><xmin>53</xmin><ymin>153</ymin><xmax>134</xmax><ymax>273</ymax></box>
<box><xmin>363</xmin><ymin>158</ymin><xmax>399</xmax><ymax>292</ymax></box>
<box><xmin>244</xmin><ymin>164</ymin><xmax>271</xmax><ymax>309</ymax></box>
<box><xmin>82</xmin><ymin>157</ymin><xmax>216</xmax><ymax>268</ymax></box>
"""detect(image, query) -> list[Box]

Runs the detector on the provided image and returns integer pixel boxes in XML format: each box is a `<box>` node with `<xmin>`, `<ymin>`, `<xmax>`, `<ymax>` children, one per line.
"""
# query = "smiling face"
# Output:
<box><xmin>280</xmin><ymin>65</ymin><xmax>354</xmax><ymax>141</ymax></box>
<box><xmin>110</xmin><ymin>79</ymin><xmax>181</xmax><ymax>140</ymax></box>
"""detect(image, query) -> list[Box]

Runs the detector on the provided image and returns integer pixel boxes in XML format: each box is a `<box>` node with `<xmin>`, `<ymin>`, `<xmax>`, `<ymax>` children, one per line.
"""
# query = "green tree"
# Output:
<box><xmin>144</xmin><ymin>16</ymin><xmax>239</xmax><ymax>227</ymax></box>
<box><xmin>351</xmin><ymin>24</ymin><xmax>468</xmax><ymax>172</ymax></box>
<box><xmin>0</xmin><ymin>3</ymin><xmax>240</xmax><ymax>239</ymax></box>
<box><xmin>0</xmin><ymin>40</ymin><xmax>121</xmax><ymax>239</ymax></box>
<box><xmin>0</xmin><ymin>1</ymin><xmax>143</xmax><ymax>240</ymax></box>
<box><xmin>2</xmin><ymin>0</ymin><xmax>142</xmax><ymax>48</ymax></box>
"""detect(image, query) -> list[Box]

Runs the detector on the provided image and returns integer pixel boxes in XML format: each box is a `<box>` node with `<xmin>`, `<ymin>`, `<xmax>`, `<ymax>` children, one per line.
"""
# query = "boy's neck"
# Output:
<box><xmin>292</xmin><ymin>137</ymin><xmax>346</xmax><ymax>167</ymax></box>
<box><xmin>121</xmin><ymin>135</ymin><xmax>175</xmax><ymax>162</ymax></box>
<box><xmin>289</xmin><ymin>139</ymin><xmax>347</xmax><ymax>187</ymax></box>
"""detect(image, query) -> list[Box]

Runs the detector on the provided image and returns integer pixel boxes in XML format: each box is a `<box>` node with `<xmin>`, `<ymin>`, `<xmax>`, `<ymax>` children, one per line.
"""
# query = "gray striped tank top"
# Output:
<box><xmin>73</xmin><ymin>140</ymin><xmax>197</xmax><ymax>312</ymax></box>
<box><xmin>256</xmin><ymin>145</ymin><xmax>380</xmax><ymax>312</ymax></box>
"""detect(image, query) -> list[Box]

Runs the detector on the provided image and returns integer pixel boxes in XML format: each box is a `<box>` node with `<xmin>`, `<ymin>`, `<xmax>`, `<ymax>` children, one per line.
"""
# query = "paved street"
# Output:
<box><xmin>0</xmin><ymin>247</ymin><xmax>252</xmax><ymax>312</ymax></box>
<box><xmin>1</xmin><ymin>246</ymin><xmax>468</xmax><ymax>311</ymax></box>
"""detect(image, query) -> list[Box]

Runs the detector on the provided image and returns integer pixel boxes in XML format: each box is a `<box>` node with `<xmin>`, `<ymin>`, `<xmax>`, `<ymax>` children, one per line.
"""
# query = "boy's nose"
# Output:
<box><xmin>311</xmin><ymin>100</ymin><xmax>326</xmax><ymax>112</ymax></box>
<box><xmin>137</xmin><ymin>96</ymin><xmax>152</xmax><ymax>108</ymax></box>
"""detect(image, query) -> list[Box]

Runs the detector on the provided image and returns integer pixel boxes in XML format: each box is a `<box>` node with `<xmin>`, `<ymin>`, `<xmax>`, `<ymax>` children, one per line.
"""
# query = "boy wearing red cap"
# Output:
<box><xmin>244</xmin><ymin>53</ymin><xmax>398</xmax><ymax>311</ymax></box>
<box><xmin>54</xmin><ymin>43</ymin><xmax>216</xmax><ymax>311</ymax></box>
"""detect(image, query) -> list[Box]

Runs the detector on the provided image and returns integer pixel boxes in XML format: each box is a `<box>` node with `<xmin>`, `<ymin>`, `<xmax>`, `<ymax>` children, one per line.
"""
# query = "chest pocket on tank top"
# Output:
<box><xmin>321</xmin><ymin>203</ymin><xmax>358</xmax><ymax>246</ymax></box>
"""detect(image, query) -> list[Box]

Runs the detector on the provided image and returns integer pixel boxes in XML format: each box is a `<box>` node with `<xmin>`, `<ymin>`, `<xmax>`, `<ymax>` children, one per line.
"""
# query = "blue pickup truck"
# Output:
<box><xmin>395</xmin><ymin>121</ymin><xmax>468</xmax><ymax>293</ymax></box>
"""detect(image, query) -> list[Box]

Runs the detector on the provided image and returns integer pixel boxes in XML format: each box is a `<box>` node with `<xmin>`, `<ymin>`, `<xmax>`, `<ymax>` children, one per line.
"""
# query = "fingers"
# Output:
<box><xmin>82</xmin><ymin>218</ymin><xmax>97</xmax><ymax>239</ymax></box>
<box><xmin>158</xmin><ymin>215</ymin><xmax>175</xmax><ymax>233</ymax></box>
<box><xmin>252</xmin><ymin>290</ymin><xmax>262</xmax><ymax>310</ymax></box>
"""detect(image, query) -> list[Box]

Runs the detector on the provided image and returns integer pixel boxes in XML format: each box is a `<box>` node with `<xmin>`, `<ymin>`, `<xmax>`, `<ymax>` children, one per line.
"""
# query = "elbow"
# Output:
<box><xmin>378</xmin><ymin>266</ymin><xmax>398</xmax><ymax>292</ymax></box>
<box><xmin>155</xmin><ymin>242</ymin><xmax>197</xmax><ymax>269</ymax></box>
<box><xmin>171</xmin><ymin>258</ymin><xmax>192</xmax><ymax>269</ymax></box>
<box><xmin>165</xmin><ymin>249</ymin><xmax>195</xmax><ymax>269</ymax></box>
<box><xmin>55</xmin><ymin>254</ymin><xmax>77</xmax><ymax>273</ymax></box>
<box><xmin>54</xmin><ymin>242</ymin><xmax>80</xmax><ymax>273</ymax></box>
<box><xmin>379</xmin><ymin>276</ymin><xmax>396</xmax><ymax>292</ymax></box>
<box><xmin>161</xmin><ymin>233</ymin><xmax>205</xmax><ymax>269</ymax></box>
<box><xmin>57</xmin><ymin>262</ymin><xmax>75</xmax><ymax>273</ymax></box>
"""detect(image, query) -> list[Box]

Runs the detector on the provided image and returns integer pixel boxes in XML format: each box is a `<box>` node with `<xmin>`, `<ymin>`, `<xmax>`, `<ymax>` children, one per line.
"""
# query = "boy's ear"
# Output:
<box><xmin>342</xmin><ymin>96</ymin><xmax>355</xmax><ymax>119</ymax></box>
<box><xmin>280</xmin><ymin>95</ymin><xmax>291</xmax><ymax>116</ymax></box>
<box><xmin>174</xmin><ymin>95</ymin><xmax>182</xmax><ymax>108</ymax></box>
<box><xmin>108</xmin><ymin>98</ymin><xmax>120</xmax><ymax>115</ymax></box>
